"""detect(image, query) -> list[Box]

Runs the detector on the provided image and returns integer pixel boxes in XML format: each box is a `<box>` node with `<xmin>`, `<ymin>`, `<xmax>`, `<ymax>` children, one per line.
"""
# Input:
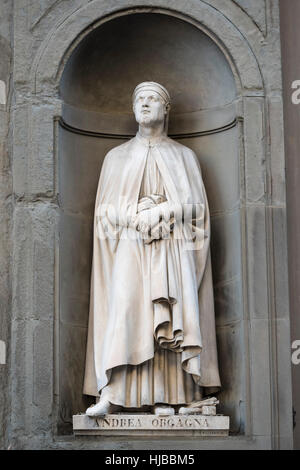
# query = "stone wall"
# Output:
<box><xmin>0</xmin><ymin>0</ymin><xmax>294</xmax><ymax>449</ymax></box>
<box><xmin>0</xmin><ymin>0</ymin><xmax>13</xmax><ymax>451</ymax></box>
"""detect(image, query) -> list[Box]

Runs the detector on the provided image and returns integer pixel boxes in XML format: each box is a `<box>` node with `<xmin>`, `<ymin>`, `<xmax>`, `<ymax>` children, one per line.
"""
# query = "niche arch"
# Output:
<box><xmin>31</xmin><ymin>1</ymin><xmax>264</xmax><ymax>94</ymax></box>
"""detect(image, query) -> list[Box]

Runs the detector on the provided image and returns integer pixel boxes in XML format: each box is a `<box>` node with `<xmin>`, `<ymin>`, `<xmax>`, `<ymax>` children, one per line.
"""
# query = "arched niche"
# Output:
<box><xmin>58</xmin><ymin>12</ymin><xmax>243</xmax><ymax>435</ymax></box>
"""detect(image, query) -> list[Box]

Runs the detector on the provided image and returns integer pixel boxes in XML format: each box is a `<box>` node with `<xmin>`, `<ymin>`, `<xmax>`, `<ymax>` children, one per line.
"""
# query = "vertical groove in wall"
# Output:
<box><xmin>238</xmin><ymin>114</ymin><xmax>252</xmax><ymax>437</ymax></box>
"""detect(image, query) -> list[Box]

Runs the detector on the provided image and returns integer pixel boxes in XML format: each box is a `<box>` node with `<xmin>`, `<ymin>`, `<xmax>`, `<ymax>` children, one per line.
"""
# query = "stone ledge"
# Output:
<box><xmin>73</xmin><ymin>414</ymin><xmax>230</xmax><ymax>437</ymax></box>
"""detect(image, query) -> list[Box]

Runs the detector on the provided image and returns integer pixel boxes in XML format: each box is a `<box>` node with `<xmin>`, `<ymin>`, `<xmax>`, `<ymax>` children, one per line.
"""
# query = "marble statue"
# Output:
<box><xmin>83</xmin><ymin>82</ymin><xmax>221</xmax><ymax>417</ymax></box>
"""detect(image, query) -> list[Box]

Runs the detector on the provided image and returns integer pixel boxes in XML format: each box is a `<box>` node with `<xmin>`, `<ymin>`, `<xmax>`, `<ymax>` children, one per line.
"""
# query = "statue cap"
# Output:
<box><xmin>133</xmin><ymin>81</ymin><xmax>170</xmax><ymax>105</ymax></box>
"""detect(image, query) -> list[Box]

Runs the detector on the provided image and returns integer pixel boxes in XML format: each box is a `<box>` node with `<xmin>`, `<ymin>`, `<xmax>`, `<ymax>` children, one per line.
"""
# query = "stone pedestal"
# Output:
<box><xmin>73</xmin><ymin>413</ymin><xmax>230</xmax><ymax>437</ymax></box>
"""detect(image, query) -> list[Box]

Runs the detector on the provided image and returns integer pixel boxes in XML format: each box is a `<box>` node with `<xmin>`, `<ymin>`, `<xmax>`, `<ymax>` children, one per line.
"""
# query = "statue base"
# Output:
<box><xmin>73</xmin><ymin>413</ymin><xmax>230</xmax><ymax>437</ymax></box>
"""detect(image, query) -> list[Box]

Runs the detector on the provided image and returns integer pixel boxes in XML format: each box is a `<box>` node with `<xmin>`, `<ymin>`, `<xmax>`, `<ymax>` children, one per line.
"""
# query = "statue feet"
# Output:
<box><xmin>86</xmin><ymin>397</ymin><xmax>114</xmax><ymax>417</ymax></box>
<box><xmin>153</xmin><ymin>405</ymin><xmax>175</xmax><ymax>416</ymax></box>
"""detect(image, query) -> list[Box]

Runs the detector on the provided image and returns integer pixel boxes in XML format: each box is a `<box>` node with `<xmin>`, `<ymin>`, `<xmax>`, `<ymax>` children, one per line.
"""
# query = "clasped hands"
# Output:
<box><xmin>132</xmin><ymin>194</ymin><xmax>175</xmax><ymax>243</ymax></box>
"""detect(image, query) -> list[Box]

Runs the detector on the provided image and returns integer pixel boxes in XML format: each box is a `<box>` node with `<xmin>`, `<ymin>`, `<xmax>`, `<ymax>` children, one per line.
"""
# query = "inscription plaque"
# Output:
<box><xmin>73</xmin><ymin>414</ymin><xmax>230</xmax><ymax>437</ymax></box>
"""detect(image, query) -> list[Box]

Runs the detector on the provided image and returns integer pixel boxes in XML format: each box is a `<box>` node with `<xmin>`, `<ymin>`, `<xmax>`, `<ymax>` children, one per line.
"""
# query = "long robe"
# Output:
<box><xmin>83</xmin><ymin>132</ymin><xmax>221</xmax><ymax>403</ymax></box>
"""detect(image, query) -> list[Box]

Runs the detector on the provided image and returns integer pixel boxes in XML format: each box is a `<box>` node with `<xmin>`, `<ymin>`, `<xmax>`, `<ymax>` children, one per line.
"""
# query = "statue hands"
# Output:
<box><xmin>143</xmin><ymin>219</ymin><xmax>175</xmax><ymax>244</ymax></box>
<box><xmin>137</xmin><ymin>194</ymin><xmax>166</xmax><ymax>213</ymax></box>
<box><xmin>133</xmin><ymin>206</ymin><xmax>160</xmax><ymax>235</ymax></box>
<box><xmin>133</xmin><ymin>195</ymin><xmax>175</xmax><ymax>242</ymax></box>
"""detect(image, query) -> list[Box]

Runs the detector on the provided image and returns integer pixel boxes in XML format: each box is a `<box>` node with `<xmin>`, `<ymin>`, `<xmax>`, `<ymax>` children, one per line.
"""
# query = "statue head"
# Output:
<box><xmin>132</xmin><ymin>81</ymin><xmax>171</xmax><ymax>132</ymax></box>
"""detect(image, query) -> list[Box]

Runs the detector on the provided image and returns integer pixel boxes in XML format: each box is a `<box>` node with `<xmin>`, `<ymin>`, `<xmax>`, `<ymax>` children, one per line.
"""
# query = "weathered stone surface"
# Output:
<box><xmin>244</xmin><ymin>98</ymin><xmax>266</xmax><ymax>204</ymax></box>
<box><xmin>245</xmin><ymin>205</ymin><xmax>268</xmax><ymax>319</ymax></box>
<box><xmin>29</xmin><ymin>0</ymin><xmax>87</xmax><ymax>33</ymax></box>
<box><xmin>10</xmin><ymin>204</ymin><xmax>57</xmax><ymax>441</ymax></box>
<box><xmin>13</xmin><ymin>103</ymin><xmax>59</xmax><ymax>199</ymax></box>
<box><xmin>29</xmin><ymin>104</ymin><xmax>57</xmax><ymax>196</ymax></box>
<box><xmin>233</xmin><ymin>0</ymin><xmax>266</xmax><ymax>35</ymax></box>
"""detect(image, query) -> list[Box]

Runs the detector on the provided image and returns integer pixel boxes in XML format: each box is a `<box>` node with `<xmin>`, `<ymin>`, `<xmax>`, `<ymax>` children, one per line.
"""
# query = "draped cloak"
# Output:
<box><xmin>83</xmin><ymin>132</ymin><xmax>221</xmax><ymax>400</ymax></box>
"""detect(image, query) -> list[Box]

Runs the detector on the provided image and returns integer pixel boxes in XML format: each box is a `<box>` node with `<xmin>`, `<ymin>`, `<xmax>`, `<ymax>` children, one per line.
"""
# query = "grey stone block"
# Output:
<box><xmin>245</xmin><ymin>205</ymin><xmax>269</xmax><ymax>319</ymax></box>
<box><xmin>29</xmin><ymin>104</ymin><xmax>57</xmax><ymax>197</ymax></box>
<box><xmin>12</xmin><ymin>204</ymin><xmax>57</xmax><ymax>321</ymax></box>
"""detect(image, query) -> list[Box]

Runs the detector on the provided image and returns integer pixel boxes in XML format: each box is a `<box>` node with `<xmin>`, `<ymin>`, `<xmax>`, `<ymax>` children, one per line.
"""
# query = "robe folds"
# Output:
<box><xmin>83</xmin><ymin>132</ymin><xmax>221</xmax><ymax>401</ymax></box>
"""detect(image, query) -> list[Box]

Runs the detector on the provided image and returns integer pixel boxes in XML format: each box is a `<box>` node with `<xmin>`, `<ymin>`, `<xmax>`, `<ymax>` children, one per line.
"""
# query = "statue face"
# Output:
<box><xmin>133</xmin><ymin>90</ymin><xmax>167</xmax><ymax>128</ymax></box>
